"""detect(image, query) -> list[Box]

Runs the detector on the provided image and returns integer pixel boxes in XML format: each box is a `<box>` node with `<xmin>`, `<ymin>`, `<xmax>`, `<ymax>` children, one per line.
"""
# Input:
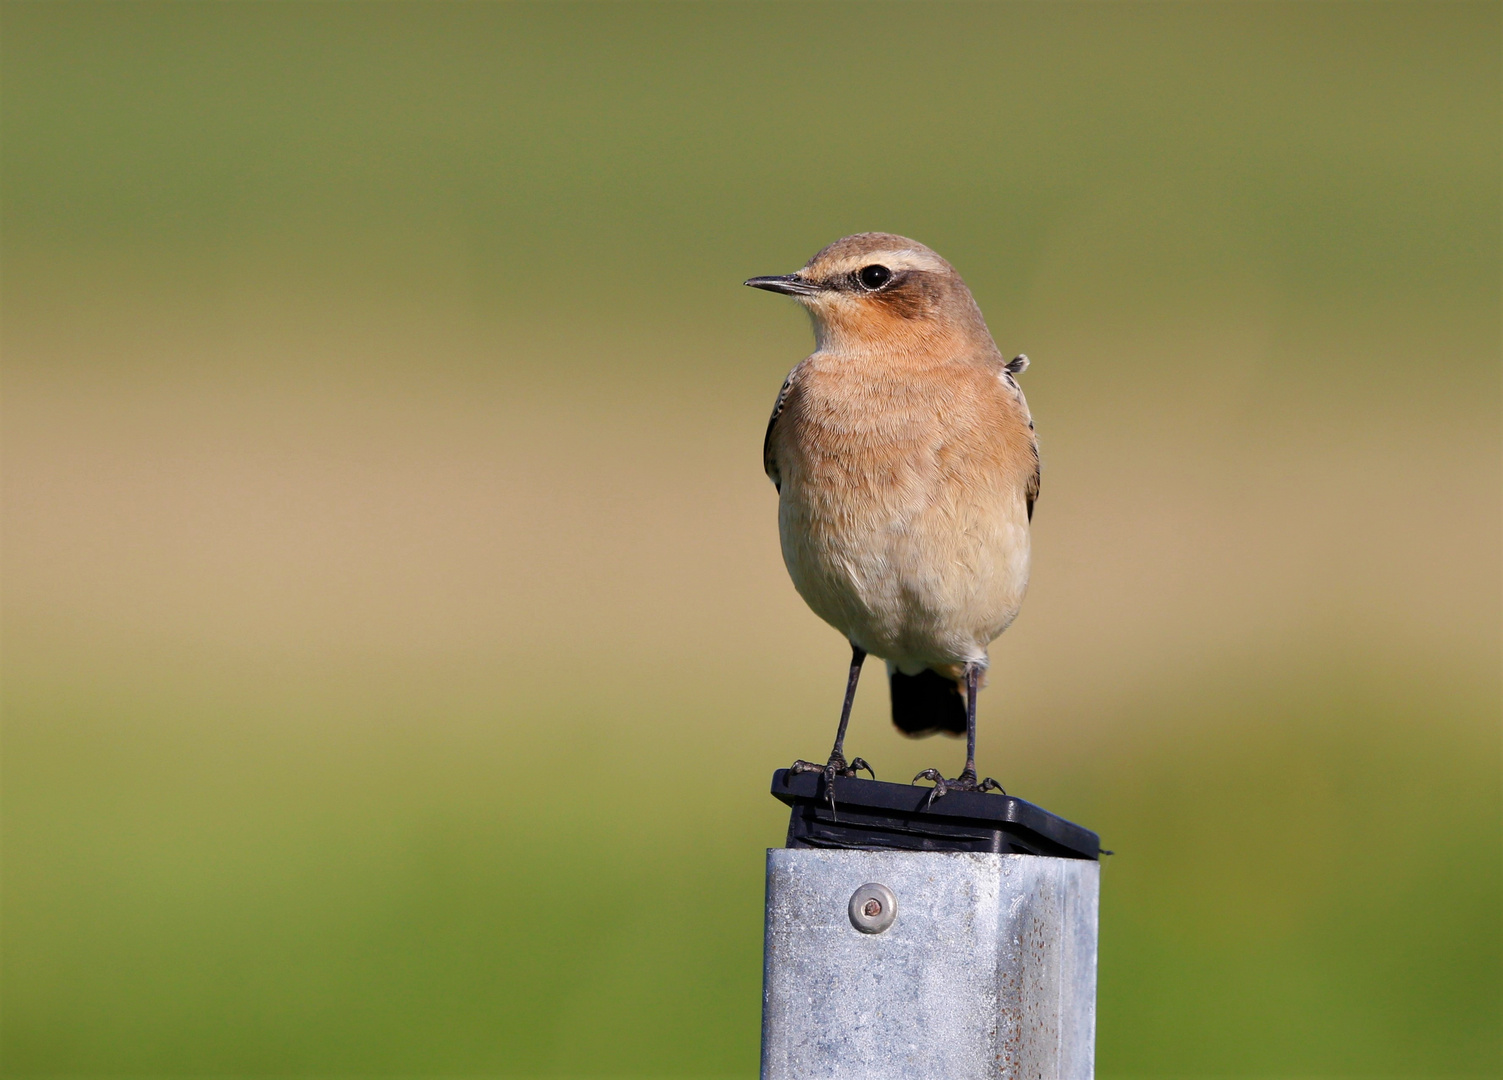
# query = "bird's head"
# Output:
<box><xmin>745</xmin><ymin>233</ymin><xmax>994</xmax><ymax>356</ymax></box>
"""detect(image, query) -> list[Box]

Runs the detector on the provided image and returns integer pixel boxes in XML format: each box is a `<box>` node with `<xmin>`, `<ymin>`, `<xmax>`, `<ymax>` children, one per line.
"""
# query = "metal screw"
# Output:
<box><xmin>848</xmin><ymin>883</ymin><xmax>897</xmax><ymax>933</ymax></box>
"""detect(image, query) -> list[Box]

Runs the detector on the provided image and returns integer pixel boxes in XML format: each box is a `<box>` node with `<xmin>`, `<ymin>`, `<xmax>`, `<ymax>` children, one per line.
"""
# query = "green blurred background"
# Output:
<box><xmin>2</xmin><ymin>2</ymin><xmax>1498</xmax><ymax>1076</ymax></box>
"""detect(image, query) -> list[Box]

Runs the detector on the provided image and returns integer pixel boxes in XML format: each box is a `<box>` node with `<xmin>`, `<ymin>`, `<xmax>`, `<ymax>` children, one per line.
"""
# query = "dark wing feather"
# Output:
<box><xmin>1026</xmin><ymin>438</ymin><xmax>1040</xmax><ymax>521</ymax></box>
<box><xmin>1002</xmin><ymin>366</ymin><xmax>1041</xmax><ymax>521</ymax></box>
<box><xmin>763</xmin><ymin>368</ymin><xmax>798</xmax><ymax>493</ymax></box>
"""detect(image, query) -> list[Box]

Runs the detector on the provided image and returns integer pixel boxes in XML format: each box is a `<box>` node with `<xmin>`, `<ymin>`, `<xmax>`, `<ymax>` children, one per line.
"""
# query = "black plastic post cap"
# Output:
<box><xmin>772</xmin><ymin>769</ymin><xmax>1101</xmax><ymax>859</ymax></box>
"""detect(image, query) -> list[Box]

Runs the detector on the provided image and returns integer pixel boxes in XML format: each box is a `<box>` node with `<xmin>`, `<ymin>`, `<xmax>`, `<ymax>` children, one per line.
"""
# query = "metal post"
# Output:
<box><xmin>760</xmin><ymin>771</ymin><xmax>1101</xmax><ymax>1080</ymax></box>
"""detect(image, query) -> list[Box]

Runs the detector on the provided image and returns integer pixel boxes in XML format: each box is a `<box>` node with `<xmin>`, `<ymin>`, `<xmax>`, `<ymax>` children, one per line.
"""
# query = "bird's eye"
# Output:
<box><xmin>858</xmin><ymin>264</ymin><xmax>892</xmax><ymax>290</ymax></box>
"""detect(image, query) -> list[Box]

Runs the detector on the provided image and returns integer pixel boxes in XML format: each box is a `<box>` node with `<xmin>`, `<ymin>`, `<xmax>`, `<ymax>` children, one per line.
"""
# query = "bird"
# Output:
<box><xmin>747</xmin><ymin>233</ymin><xmax>1038</xmax><ymax>799</ymax></box>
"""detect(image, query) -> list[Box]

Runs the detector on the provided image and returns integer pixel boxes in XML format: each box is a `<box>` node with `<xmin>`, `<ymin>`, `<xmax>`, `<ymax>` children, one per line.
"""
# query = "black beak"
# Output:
<box><xmin>744</xmin><ymin>274</ymin><xmax>820</xmax><ymax>297</ymax></box>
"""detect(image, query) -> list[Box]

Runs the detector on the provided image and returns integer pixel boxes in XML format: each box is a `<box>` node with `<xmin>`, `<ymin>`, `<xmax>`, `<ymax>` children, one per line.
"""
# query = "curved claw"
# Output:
<box><xmin>912</xmin><ymin>768</ymin><xmax>1006</xmax><ymax>805</ymax></box>
<box><xmin>787</xmin><ymin>755</ymin><xmax>877</xmax><ymax>819</ymax></box>
<box><xmin>912</xmin><ymin>768</ymin><xmax>949</xmax><ymax>808</ymax></box>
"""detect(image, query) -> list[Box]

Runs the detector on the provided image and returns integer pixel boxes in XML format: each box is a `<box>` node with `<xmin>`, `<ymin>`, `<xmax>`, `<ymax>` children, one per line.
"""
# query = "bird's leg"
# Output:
<box><xmin>789</xmin><ymin>643</ymin><xmax>874</xmax><ymax>783</ymax></box>
<box><xmin>958</xmin><ymin>662</ymin><xmax>980</xmax><ymax>783</ymax></box>
<box><xmin>913</xmin><ymin>662</ymin><xmax>1005</xmax><ymax>802</ymax></box>
<box><xmin>956</xmin><ymin>664</ymin><xmax>1004</xmax><ymax>792</ymax></box>
<box><xmin>827</xmin><ymin>643</ymin><xmax>873</xmax><ymax>778</ymax></box>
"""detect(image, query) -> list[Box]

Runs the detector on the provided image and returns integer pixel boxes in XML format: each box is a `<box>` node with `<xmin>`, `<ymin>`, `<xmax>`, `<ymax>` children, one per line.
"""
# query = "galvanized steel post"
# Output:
<box><xmin>761</xmin><ymin>771</ymin><xmax>1102</xmax><ymax>1080</ymax></box>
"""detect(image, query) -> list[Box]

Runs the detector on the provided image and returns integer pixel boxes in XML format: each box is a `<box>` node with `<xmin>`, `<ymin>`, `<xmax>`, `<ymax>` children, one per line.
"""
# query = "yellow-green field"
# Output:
<box><xmin>2</xmin><ymin>3</ymin><xmax>1498</xmax><ymax>1076</ymax></box>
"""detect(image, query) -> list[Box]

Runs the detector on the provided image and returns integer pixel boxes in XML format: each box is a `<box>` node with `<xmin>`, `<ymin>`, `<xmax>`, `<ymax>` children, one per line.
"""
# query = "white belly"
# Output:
<box><xmin>778</xmin><ymin>481</ymin><xmax>1031</xmax><ymax>673</ymax></box>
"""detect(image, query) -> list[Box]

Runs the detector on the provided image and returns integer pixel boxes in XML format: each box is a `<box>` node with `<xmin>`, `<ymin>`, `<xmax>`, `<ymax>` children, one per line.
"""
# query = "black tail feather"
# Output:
<box><xmin>889</xmin><ymin>668</ymin><xmax>966</xmax><ymax>737</ymax></box>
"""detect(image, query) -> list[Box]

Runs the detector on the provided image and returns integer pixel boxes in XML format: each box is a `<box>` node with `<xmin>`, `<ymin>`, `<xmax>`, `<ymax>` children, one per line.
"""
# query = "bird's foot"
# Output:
<box><xmin>789</xmin><ymin>754</ymin><xmax>875</xmax><ymax>783</ymax></box>
<box><xmin>912</xmin><ymin>767</ymin><xmax>1005</xmax><ymax>806</ymax></box>
<box><xmin>788</xmin><ymin>755</ymin><xmax>874</xmax><ymax>818</ymax></box>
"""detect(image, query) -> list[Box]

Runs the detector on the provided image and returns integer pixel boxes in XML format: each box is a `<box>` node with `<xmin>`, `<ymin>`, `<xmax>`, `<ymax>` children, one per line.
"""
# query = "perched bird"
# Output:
<box><xmin>747</xmin><ymin>233</ymin><xmax>1038</xmax><ymax>798</ymax></box>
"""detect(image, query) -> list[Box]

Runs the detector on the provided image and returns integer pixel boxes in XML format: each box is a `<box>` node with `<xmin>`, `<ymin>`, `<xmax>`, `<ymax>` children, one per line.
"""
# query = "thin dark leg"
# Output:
<box><xmin>788</xmin><ymin>643</ymin><xmax>874</xmax><ymax>787</ymax></box>
<box><xmin>912</xmin><ymin>661</ymin><xmax>1004</xmax><ymax>801</ymax></box>
<box><xmin>959</xmin><ymin>663</ymin><xmax>979</xmax><ymax>781</ymax></box>
<box><xmin>829</xmin><ymin>643</ymin><xmax>867</xmax><ymax>764</ymax></box>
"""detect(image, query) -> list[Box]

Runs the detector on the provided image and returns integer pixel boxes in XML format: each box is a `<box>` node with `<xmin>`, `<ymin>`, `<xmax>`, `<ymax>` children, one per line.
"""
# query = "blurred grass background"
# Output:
<box><xmin>1</xmin><ymin>2</ymin><xmax>1498</xmax><ymax>1076</ymax></box>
